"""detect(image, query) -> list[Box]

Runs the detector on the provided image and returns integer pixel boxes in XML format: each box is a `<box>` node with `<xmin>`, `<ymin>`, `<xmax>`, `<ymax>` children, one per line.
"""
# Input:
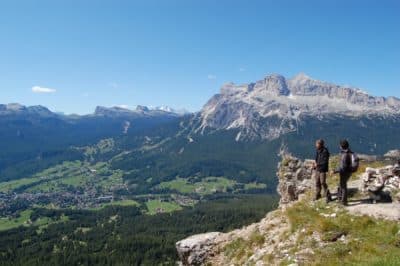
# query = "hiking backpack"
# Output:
<box><xmin>350</xmin><ymin>152</ymin><xmax>360</xmax><ymax>173</ymax></box>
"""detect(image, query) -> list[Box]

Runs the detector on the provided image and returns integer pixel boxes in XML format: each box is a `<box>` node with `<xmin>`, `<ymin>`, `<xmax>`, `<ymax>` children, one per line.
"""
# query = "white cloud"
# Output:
<box><xmin>32</xmin><ymin>86</ymin><xmax>57</xmax><ymax>93</ymax></box>
<box><xmin>239</xmin><ymin>67</ymin><xmax>246</xmax><ymax>72</ymax></box>
<box><xmin>207</xmin><ymin>74</ymin><xmax>217</xmax><ymax>80</ymax></box>
<box><xmin>117</xmin><ymin>104</ymin><xmax>129</xmax><ymax>109</ymax></box>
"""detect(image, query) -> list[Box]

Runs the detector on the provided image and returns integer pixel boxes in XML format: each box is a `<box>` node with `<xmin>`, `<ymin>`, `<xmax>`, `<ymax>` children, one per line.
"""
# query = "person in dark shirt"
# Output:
<box><xmin>313</xmin><ymin>139</ymin><xmax>331</xmax><ymax>201</ymax></box>
<box><xmin>332</xmin><ymin>139</ymin><xmax>352</xmax><ymax>205</ymax></box>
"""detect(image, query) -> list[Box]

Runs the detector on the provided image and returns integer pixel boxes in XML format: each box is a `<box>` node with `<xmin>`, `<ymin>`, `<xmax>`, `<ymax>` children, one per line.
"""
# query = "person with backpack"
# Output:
<box><xmin>313</xmin><ymin>139</ymin><xmax>331</xmax><ymax>202</ymax></box>
<box><xmin>332</xmin><ymin>139</ymin><xmax>359</xmax><ymax>205</ymax></box>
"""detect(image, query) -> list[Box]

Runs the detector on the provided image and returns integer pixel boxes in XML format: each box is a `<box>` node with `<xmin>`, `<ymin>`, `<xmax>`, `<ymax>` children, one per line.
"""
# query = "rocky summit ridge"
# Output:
<box><xmin>197</xmin><ymin>73</ymin><xmax>400</xmax><ymax>140</ymax></box>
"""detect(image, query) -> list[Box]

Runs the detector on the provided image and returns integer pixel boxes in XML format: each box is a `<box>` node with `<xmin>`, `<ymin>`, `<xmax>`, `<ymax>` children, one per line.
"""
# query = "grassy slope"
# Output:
<box><xmin>286</xmin><ymin>199</ymin><xmax>400</xmax><ymax>266</ymax></box>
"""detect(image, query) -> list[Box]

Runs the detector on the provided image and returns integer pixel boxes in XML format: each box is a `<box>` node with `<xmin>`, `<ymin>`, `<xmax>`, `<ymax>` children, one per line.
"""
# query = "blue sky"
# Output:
<box><xmin>0</xmin><ymin>0</ymin><xmax>399</xmax><ymax>114</ymax></box>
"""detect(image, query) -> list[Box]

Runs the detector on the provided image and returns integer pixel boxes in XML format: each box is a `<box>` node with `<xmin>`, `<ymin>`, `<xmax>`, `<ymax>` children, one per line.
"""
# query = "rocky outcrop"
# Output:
<box><xmin>277</xmin><ymin>155</ymin><xmax>314</xmax><ymax>205</ymax></box>
<box><xmin>360</xmin><ymin>164</ymin><xmax>400</xmax><ymax>203</ymax></box>
<box><xmin>176</xmin><ymin>233</ymin><xmax>223</xmax><ymax>266</ymax></box>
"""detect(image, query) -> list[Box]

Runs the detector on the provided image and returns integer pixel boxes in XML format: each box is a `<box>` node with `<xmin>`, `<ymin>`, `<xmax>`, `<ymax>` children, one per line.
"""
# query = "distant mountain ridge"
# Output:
<box><xmin>0</xmin><ymin>103</ymin><xmax>56</xmax><ymax>117</ymax></box>
<box><xmin>94</xmin><ymin>105</ymin><xmax>188</xmax><ymax>118</ymax></box>
<box><xmin>197</xmin><ymin>73</ymin><xmax>400</xmax><ymax>140</ymax></box>
<box><xmin>0</xmin><ymin>103</ymin><xmax>189</xmax><ymax>118</ymax></box>
<box><xmin>0</xmin><ymin>102</ymin><xmax>183</xmax><ymax>181</ymax></box>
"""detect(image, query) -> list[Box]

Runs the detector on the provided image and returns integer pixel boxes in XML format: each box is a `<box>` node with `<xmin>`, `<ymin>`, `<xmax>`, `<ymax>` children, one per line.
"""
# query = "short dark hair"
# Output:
<box><xmin>316</xmin><ymin>139</ymin><xmax>325</xmax><ymax>147</ymax></box>
<box><xmin>340</xmin><ymin>139</ymin><xmax>349</xmax><ymax>149</ymax></box>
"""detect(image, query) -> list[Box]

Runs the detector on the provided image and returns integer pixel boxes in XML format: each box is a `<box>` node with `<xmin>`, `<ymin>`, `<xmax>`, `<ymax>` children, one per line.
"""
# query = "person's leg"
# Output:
<box><xmin>320</xmin><ymin>172</ymin><xmax>328</xmax><ymax>197</ymax></box>
<box><xmin>337</xmin><ymin>186</ymin><xmax>342</xmax><ymax>202</ymax></box>
<box><xmin>315</xmin><ymin>171</ymin><xmax>322</xmax><ymax>200</ymax></box>
<box><xmin>340</xmin><ymin>174</ymin><xmax>348</xmax><ymax>205</ymax></box>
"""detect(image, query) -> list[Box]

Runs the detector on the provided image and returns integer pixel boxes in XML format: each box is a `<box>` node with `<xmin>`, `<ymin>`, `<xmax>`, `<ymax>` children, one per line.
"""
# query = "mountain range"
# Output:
<box><xmin>196</xmin><ymin>73</ymin><xmax>400</xmax><ymax>140</ymax></box>
<box><xmin>1</xmin><ymin>73</ymin><xmax>399</xmax><ymax>184</ymax></box>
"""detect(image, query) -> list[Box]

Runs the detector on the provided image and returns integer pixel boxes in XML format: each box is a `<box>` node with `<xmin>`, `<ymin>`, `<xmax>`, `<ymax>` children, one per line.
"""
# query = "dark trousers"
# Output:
<box><xmin>338</xmin><ymin>173</ymin><xmax>351</xmax><ymax>203</ymax></box>
<box><xmin>315</xmin><ymin>171</ymin><xmax>328</xmax><ymax>198</ymax></box>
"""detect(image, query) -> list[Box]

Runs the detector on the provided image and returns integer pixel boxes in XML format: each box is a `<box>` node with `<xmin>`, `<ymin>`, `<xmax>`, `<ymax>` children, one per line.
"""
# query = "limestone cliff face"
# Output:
<box><xmin>176</xmin><ymin>154</ymin><xmax>400</xmax><ymax>266</ymax></box>
<box><xmin>197</xmin><ymin>73</ymin><xmax>400</xmax><ymax>140</ymax></box>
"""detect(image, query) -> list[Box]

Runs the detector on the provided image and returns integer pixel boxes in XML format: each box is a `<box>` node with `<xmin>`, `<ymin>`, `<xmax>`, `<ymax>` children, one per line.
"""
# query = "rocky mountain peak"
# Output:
<box><xmin>197</xmin><ymin>73</ymin><xmax>400</xmax><ymax>140</ymax></box>
<box><xmin>254</xmin><ymin>74</ymin><xmax>290</xmax><ymax>96</ymax></box>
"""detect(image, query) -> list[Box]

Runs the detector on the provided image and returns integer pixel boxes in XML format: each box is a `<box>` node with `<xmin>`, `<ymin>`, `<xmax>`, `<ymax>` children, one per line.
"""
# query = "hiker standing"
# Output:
<box><xmin>313</xmin><ymin>139</ymin><xmax>331</xmax><ymax>201</ymax></box>
<box><xmin>332</xmin><ymin>139</ymin><xmax>357</xmax><ymax>206</ymax></box>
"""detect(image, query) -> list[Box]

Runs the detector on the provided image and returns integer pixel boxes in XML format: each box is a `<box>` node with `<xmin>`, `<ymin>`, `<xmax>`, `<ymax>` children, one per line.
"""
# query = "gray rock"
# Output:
<box><xmin>384</xmin><ymin>150</ymin><xmax>400</xmax><ymax>159</ymax></box>
<box><xmin>361</xmin><ymin>164</ymin><xmax>400</xmax><ymax>202</ymax></box>
<box><xmin>176</xmin><ymin>232</ymin><xmax>222</xmax><ymax>266</ymax></box>
<box><xmin>277</xmin><ymin>155</ymin><xmax>314</xmax><ymax>204</ymax></box>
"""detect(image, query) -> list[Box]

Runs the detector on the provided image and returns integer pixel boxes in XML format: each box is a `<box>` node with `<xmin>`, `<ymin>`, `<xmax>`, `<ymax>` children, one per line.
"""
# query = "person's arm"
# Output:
<box><xmin>333</xmin><ymin>153</ymin><xmax>344</xmax><ymax>174</ymax></box>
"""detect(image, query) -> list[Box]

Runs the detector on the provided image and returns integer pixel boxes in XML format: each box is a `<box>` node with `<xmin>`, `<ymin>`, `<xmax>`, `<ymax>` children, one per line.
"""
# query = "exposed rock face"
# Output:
<box><xmin>277</xmin><ymin>155</ymin><xmax>314</xmax><ymax>205</ymax></box>
<box><xmin>360</xmin><ymin>164</ymin><xmax>400</xmax><ymax>203</ymax></box>
<box><xmin>197</xmin><ymin>73</ymin><xmax>400</xmax><ymax>140</ymax></box>
<box><xmin>176</xmin><ymin>232</ymin><xmax>223</xmax><ymax>266</ymax></box>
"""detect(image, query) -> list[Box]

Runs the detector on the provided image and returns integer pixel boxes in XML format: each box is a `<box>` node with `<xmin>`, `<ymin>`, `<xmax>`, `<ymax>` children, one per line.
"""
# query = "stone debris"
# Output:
<box><xmin>360</xmin><ymin>164</ymin><xmax>400</xmax><ymax>202</ymax></box>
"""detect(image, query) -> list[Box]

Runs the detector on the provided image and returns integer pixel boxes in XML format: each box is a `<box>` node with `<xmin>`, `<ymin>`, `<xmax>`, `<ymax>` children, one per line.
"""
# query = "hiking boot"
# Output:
<box><xmin>326</xmin><ymin>195</ymin><xmax>332</xmax><ymax>203</ymax></box>
<box><xmin>326</xmin><ymin>190</ymin><xmax>332</xmax><ymax>203</ymax></box>
<box><xmin>314</xmin><ymin>195</ymin><xmax>321</xmax><ymax>201</ymax></box>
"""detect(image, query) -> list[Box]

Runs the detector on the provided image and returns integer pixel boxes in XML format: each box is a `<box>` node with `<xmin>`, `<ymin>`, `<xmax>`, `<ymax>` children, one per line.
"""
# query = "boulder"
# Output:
<box><xmin>384</xmin><ymin>150</ymin><xmax>400</xmax><ymax>160</ymax></box>
<box><xmin>176</xmin><ymin>232</ymin><xmax>222</xmax><ymax>266</ymax></box>
<box><xmin>360</xmin><ymin>164</ymin><xmax>400</xmax><ymax>203</ymax></box>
